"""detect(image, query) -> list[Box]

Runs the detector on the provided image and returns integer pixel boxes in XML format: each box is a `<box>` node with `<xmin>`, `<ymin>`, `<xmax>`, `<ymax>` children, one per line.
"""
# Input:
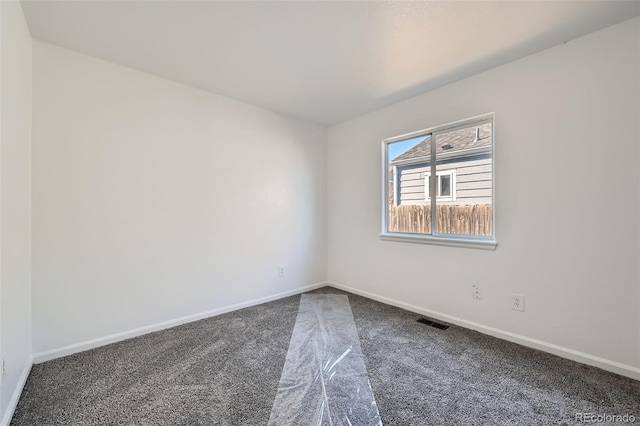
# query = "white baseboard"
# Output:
<box><xmin>1</xmin><ymin>357</ymin><xmax>33</xmax><ymax>426</ymax></box>
<box><xmin>327</xmin><ymin>281</ymin><xmax>640</xmax><ymax>381</ymax></box>
<box><xmin>33</xmin><ymin>282</ymin><xmax>327</xmax><ymax>364</ymax></box>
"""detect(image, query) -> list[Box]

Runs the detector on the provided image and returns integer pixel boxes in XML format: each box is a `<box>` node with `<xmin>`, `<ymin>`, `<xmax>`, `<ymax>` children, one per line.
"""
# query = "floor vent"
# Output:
<box><xmin>417</xmin><ymin>318</ymin><xmax>449</xmax><ymax>330</ymax></box>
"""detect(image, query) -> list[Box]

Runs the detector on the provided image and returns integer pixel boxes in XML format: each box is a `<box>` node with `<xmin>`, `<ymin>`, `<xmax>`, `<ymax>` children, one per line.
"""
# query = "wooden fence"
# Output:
<box><xmin>389</xmin><ymin>204</ymin><xmax>492</xmax><ymax>236</ymax></box>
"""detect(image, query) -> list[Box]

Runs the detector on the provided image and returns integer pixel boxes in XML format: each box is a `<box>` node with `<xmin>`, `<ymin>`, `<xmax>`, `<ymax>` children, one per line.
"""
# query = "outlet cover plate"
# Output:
<box><xmin>472</xmin><ymin>285</ymin><xmax>482</xmax><ymax>300</ymax></box>
<box><xmin>512</xmin><ymin>294</ymin><xmax>525</xmax><ymax>312</ymax></box>
<box><xmin>0</xmin><ymin>353</ymin><xmax>5</xmax><ymax>385</ymax></box>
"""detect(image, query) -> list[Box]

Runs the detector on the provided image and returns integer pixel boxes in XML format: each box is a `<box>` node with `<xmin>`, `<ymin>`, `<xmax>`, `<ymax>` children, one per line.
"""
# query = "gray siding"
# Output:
<box><xmin>396</xmin><ymin>157</ymin><xmax>492</xmax><ymax>206</ymax></box>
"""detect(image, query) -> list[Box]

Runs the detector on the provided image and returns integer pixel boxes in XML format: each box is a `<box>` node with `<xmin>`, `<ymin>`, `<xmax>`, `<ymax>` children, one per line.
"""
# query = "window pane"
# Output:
<box><xmin>387</xmin><ymin>135</ymin><xmax>432</xmax><ymax>235</ymax></box>
<box><xmin>440</xmin><ymin>175</ymin><xmax>451</xmax><ymax>196</ymax></box>
<box><xmin>435</xmin><ymin>122</ymin><xmax>493</xmax><ymax>236</ymax></box>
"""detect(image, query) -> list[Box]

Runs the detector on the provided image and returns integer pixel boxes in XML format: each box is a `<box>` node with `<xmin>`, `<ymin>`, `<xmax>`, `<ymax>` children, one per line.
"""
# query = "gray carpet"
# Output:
<box><xmin>10</xmin><ymin>286</ymin><xmax>640</xmax><ymax>425</ymax></box>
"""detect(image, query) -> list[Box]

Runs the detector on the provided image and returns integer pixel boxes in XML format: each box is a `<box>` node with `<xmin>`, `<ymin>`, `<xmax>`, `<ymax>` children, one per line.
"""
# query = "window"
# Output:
<box><xmin>382</xmin><ymin>113</ymin><xmax>496</xmax><ymax>249</ymax></box>
<box><xmin>425</xmin><ymin>170</ymin><xmax>456</xmax><ymax>202</ymax></box>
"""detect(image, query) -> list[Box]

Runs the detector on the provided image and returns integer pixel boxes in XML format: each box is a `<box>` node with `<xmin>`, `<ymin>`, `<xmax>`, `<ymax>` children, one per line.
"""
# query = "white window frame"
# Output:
<box><xmin>381</xmin><ymin>113</ymin><xmax>496</xmax><ymax>250</ymax></box>
<box><xmin>425</xmin><ymin>170</ymin><xmax>456</xmax><ymax>202</ymax></box>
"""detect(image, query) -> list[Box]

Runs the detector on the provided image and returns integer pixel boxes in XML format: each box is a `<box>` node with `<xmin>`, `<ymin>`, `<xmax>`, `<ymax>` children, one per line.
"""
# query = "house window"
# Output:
<box><xmin>382</xmin><ymin>113</ymin><xmax>496</xmax><ymax>249</ymax></box>
<box><xmin>425</xmin><ymin>170</ymin><xmax>456</xmax><ymax>202</ymax></box>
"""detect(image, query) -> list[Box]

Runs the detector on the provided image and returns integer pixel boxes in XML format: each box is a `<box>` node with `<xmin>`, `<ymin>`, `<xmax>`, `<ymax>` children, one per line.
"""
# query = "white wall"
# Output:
<box><xmin>32</xmin><ymin>42</ymin><xmax>327</xmax><ymax>356</ymax></box>
<box><xmin>327</xmin><ymin>18</ymin><xmax>640</xmax><ymax>376</ymax></box>
<box><xmin>0</xmin><ymin>0</ymin><xmax>32</xmax><ymax>422</ymax></box>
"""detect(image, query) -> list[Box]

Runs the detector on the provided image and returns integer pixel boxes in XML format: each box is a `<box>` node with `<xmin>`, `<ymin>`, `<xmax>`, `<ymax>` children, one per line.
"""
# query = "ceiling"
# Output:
<box><xmin>21</xmin><ymin>1</ymin><xmax>640</xmax><ymax>126</ymax></box>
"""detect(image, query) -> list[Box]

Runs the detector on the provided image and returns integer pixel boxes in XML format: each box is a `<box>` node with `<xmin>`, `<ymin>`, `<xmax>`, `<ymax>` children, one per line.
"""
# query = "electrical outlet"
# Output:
<box><xmin>0</xmin><ymin>353</ymin><xmax>6</xmax><ymax>385</ymax></box>
<box><xmin>472</xmin><ymin>285</ymin><xmax>482</xmax><ymax>300</ymax></box>
<box><xmin>512</xmin><ymin>294</ymin><xmax>525</xmax><ymax>312</ymax></box>
<box><xmin>278</xmin><ymin>266</ymin><xmax>285</xmax><ymax>277</ymax></box>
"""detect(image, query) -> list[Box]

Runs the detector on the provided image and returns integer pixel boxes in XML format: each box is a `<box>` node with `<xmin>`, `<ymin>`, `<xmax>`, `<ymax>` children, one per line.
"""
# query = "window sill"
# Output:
<box><xmin>380</xmin><ymin>233</ymin><xmax>497</xmax><ymax>250</ymax></box>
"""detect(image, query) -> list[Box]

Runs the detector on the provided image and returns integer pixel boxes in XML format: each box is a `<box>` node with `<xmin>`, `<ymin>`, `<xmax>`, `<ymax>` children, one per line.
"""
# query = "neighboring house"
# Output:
<box><xmin>390</xmin><ymin>123</ymin><xmax>492</xmax><ymax>206</ymax></box>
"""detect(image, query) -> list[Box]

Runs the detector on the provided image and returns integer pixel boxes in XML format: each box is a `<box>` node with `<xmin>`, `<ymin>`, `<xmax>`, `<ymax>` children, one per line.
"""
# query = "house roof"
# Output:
<box><xmin>392</xmin><ymin>122</ymin><xmax>492</xmax><ymax>164</ymax></box>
